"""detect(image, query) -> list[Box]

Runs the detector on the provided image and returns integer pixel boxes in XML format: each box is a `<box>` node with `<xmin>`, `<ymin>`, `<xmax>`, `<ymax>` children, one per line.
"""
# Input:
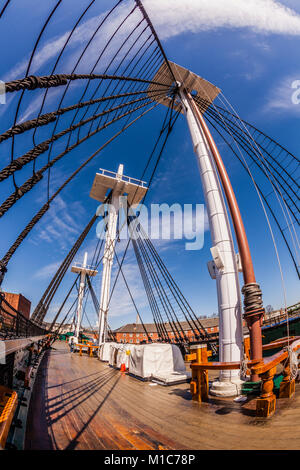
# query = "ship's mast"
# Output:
<box><xmin>179</xmin><ymin>87</ymin><xmax>244</xmax><ymax>395</ymax></box>
<box><xmin>89</xmin><ymin>164</ymin><xmax>148</xmax><ymax>348</ymax></box>
<box><xmin>149</xmin><ymin>59</ymin><xmax>264</xmax><ymax>389</ymax></box>
<box><xmin>189</xmin><ymin>97</ymin><xmax>264</xmax><ymax>380</ymax></box>
<box><xmin>98</xmin><ymin>165</ymin><xmax>124</xmax><ymax>345</ymax></box>
<box><xmin>71</xmin><ymin>251</ymin><xmax>97</xmax><ymax>339</ymax></box>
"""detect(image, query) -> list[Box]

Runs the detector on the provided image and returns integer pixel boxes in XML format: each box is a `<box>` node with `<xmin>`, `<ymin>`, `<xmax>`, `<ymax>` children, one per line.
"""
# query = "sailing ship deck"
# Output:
<box><xmin>25</xmin><ymin>341</ymin><xmax>300</xmax><ymax>450</ymax></box>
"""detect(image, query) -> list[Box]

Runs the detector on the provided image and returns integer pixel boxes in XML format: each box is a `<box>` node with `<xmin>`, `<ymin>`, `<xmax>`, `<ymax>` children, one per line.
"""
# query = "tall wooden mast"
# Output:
<box><xmin>179</xmin><ymin>87</ymin><xmax>244</xmax><ymax>395</ymax></box>
<box><xmin>149</xmin><ymin>60</ymin><xmax>264</xmax><ymax>387</ymax></box>
<box><xmin>190</xmin><ymin>98</ymin><xmax>264</xmax><ymax>378</ymax></box>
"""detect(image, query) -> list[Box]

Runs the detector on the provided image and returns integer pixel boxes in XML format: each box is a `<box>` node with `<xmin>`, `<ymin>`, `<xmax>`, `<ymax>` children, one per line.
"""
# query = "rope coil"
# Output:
<box><xmin>242</xmin><ymin>282</ymin><xmax>264</xmax><ymax>318</ymax></box>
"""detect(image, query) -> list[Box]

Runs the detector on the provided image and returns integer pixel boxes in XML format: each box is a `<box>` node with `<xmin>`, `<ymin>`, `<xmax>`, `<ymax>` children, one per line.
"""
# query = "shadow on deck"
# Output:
<box><xmin>25</xmin><ymin>341</ymin><xmax>300</xmax><ymax>450</ymax></box>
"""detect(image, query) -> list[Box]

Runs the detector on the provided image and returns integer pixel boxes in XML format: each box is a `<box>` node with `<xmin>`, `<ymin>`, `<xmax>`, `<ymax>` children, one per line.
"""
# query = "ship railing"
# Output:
<box><xmin>263</xmin><ymin>307</ymin><xmax>300</xmax><ymax>327</ymax></box>
<box><xmin>0</xmin><ymin>293</ymin><xmax>48</xmax><ymax>339</ymax></box>
<box><xmin>0</xmin><ymin>335</ymin><xmax>55</xmax><ymax>449</ymax></box>
<box><xmin>72</xmin><ymin>262</ymin><xmax>97</xmax><ymax>271</ymax></box>
<box><xmin>98</xmin><ymin>168</ymin><xmax>147</xmax><ymax>187</ymax></box>
<box><xmin>187</xmin><ymin>337</ymin><xmax>300</xmax><ymax>418</ymax></box>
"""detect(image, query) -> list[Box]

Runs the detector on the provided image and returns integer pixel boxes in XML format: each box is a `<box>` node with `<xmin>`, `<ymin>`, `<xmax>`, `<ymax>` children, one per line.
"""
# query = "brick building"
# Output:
<box><xmin>113</xmin><ymin>317</ymin><xmax>220</xmax><ymax>344</ymax></box>
<box><xmin>2</xmin><ymin>292</ymin><xmax>31</xmax><ymax>319</ymax></box>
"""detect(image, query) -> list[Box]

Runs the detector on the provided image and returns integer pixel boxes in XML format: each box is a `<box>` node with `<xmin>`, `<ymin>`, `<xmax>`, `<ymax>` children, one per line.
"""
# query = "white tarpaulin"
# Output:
<box><xmin>99</xmin><ymin>342</ymin><xmax>117</xmax><ymax>361</ymax></box>
<box><xmin>108</xmin><ymin>343</ymin><xmax>137</xmax><ymax>369</ymax></box>
<box><xmin>109</xmin><ymin>343</ymin><xmax>123</xmax><ymax>367</ymax></box>
<box><xmin>128</xmin><ymin>343</ymin><xmax>191</xmax><ymax>383</ymax></box>
<box><xmin>116</xmin><ymin>344</ymin><xmax>136</xmax><ymax>369</ymax></box>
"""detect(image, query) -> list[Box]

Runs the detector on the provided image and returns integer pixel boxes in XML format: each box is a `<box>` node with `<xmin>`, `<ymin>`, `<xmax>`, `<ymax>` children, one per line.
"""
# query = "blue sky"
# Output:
<box><xmin>0</xmin><ymin>0</ymin><xmax>299</xmax><ymax>330</ymax></box>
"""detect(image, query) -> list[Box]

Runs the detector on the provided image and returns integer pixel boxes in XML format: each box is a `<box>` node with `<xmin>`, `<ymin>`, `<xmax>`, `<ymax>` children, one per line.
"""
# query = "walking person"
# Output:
<box><xmin>69</xmin><ymin>335</ymin><xmax>76</xmax><ymax>353</ymax></box>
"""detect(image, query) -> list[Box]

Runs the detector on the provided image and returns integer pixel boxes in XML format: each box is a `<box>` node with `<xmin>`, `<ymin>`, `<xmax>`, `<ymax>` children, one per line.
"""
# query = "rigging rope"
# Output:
<box><xmin>32</xmin><ymin>214</ymin><xmax>98</xmax><ymax>324</ymax></box>
<box><xmin>0</xmin><ymin>89</ymin><xmax>166</xmax><ymax>145</ymax></box>
<box><xmin>5</xmin><ymin>73</ymin><xmax>168</xmax><ymax>94</ymax></box>
<box><xmin>0</xmin><ymin>90</ymin><xmax>165</xmax><ymax>186</ymax></box>
<box><xmin>85</xmin><ymin>275</ymin><xmax>116</xmax><ymax>342</ymax></box>
<box><xmin>193</xmin><ymin>96</ymin><xmax>300</xmax><ymax>281</ymax></box>
<box><xmin>201</xmin><ymin>112</ymin><xmax>300</xmax><ymax>279</ymax></box>
<box><xmin>49</xmin><ymin>275</ymin><xmax>80</xmax><ymax>332</ymax></box>
<box><xmin>0</xmin><ymin>102</ymin><xmax>158</xmax><ymax>286</ymax></box>
<box><xmin>113</xmin><ymin>248</ymin><xmax>151</xmax><ymax>342</ymax></box>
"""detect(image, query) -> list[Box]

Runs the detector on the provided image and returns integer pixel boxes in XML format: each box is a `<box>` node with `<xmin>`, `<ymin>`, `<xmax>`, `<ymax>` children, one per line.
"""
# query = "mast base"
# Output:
<box><xmin>210</xmin><ymin>377</ymin><xmax>245</xmax><ymax>397</ymax></box>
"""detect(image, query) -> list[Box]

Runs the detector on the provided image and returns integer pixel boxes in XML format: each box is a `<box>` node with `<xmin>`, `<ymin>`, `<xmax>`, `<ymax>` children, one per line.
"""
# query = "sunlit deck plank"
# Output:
<box><xmin>25</xmin><ymin>341</ymin><xmax>300</xmax><ymax>450</ymax></box>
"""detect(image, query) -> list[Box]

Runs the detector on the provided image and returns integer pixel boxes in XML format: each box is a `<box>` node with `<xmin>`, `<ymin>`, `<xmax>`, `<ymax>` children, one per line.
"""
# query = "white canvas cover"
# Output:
<box><xmin>107</xmin><ymin>343</ymin><xmax>136</xmax><ymax>368</ymax></box>
<box><xmin>116</xmin><ymin>344</ymin><xmax>136</xmax><ymax>369</ymax></box>
<box><xmin>128</xmin><ymin>343</ymin><xmax>190</xmax><ymax>383</ymax></box>
<box><xmin>109</xmin><ymin>343</ymin><xmax>123</xmax><ymax>367</ymax></box>
<box><xmin>99</xmin><ymin>342</ymin><xmax>117</xmax><ymax>361</ymax></box>
<box><xmin>152</xmin><ymin>370</ymin><xmax>191</xmax><ymax>385</ymax></box>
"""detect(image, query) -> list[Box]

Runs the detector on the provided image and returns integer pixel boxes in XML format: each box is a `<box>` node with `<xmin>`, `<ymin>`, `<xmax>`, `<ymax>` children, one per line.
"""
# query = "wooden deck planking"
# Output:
<box><xmin>57</xmin><ymin>356</ymin><xmax>169</xmax><ymax>450</ymax></box>
<box><xmin>25</xmin><ymin>341</ymin><xmax>300</xmax><ymax>450</ymax></box>
<box><xmin>48</xmin><ymin>352</ymin><xmax>127</xmax><ymax>450</ymax></box>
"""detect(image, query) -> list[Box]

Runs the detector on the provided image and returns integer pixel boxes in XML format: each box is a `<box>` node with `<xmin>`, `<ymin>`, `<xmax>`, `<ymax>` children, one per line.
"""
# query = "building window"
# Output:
<box><xmin>143</xmin><ymin>334</ymin><xmax>146</xmax><ymax>337</ymax></box>
<box><xmin>130</xmin><ymin>340</ymin><xmax>133</xmax><ymax>343</ymax></box>
<box><xmin>129</xmin><ymin>334</ymin><xmax>133</xmax><ymax>337</ymax></box>
<box><xmin>136</xmin><ymin>334</ymin><xmax>139</xmax><ymax>337</ymax></box>
<box><xmin>150</xmin><ymin>333</ymin><xmax>153</xmax><ymax>337</ymax></box>
<box><xmin>123</xmin><ymin>333</ymin><xmax>126</xmax><ymax>337</ymax></box>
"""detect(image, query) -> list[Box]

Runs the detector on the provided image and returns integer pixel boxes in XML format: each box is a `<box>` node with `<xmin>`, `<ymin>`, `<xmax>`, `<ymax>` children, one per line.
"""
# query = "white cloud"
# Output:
<box><xmin>30</xmin><ymin>195</ymin><xmax>82</xmax><ymax>251</ymax></box>
<box><xmin>33</xmin><ymin>260</ymin><xmax>61</xmax><ymax>280</ymax></box>
<box><xmin>5</xmin><ymin>0</ymin><xmax>300</xmax><ymax>84</ymax></box>
<box><xmin>264</xmin><ymin>74</ymin><xmax>300</xmax><ymax>114</ymax></box>
<box><xmin>3</xmin><ymin>4</ymin><xmax>144</xmax><ymax>81</ymax></box>
<box><xmin>17</xmin><ymin>86</ymin><xmax>64</xmax><ymax>123</ymax></box>
<box><xmin>144</xmin><ymin>0</ymin><xmax>300</xmax><ymax>38</ymax></box>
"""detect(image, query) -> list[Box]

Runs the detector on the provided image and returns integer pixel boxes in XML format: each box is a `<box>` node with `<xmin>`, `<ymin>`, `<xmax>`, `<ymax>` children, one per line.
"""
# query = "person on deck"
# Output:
<box><xmin>68</xmin><ymin>336</ymin><xmax>76</xmax><ymax>353</ymax></box>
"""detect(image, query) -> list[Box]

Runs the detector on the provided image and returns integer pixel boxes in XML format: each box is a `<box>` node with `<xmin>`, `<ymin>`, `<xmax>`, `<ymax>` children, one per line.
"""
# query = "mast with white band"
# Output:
<box><xmin>90</xmin><ymin>164</ymin><xmax>148</xmax><ymax>348</ymax></box>
<box><xmin>149</xmin><ymin>61</ymin><xmax>264</xmax><ymax>395</ymax></box>
<box><xmin>71</xmin><ymin>251</ymin><xmax>98</xmax><ymax>340</ymax></box>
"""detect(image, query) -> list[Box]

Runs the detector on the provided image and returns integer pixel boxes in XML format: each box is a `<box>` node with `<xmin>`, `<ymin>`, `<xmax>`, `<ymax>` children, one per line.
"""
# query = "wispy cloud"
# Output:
<box><xmin>33</xmin><ymin>260</ymin><xmax>61</xmax><ymax>280</ymax></box>
<box><xmin>145</xmin><ymin>0</ymin><xmax>300</xmax><ymax>38</ymax></box>
<box><xmin>3</xmin><ymin>4</ymin><xmax>144</xmax><ymax>81</ymax></box>
<box><xmin>17</xmin><ymin>87</ymin><xmax>64</xmax><ymax>123</ymax></box>
<box><xmin>29</xmin><ymin>194</ymin><xmax>82</xmax><ymax>251</ymax></box>
<box><xmin>5</xmin><ymin>0</ymin><xmax>300</xmax><ymax>85</ymax></box>
<box><xmin>264</xmin><ymin>74</ymin><xmax>300</xmax><ymax>114</ymax></box>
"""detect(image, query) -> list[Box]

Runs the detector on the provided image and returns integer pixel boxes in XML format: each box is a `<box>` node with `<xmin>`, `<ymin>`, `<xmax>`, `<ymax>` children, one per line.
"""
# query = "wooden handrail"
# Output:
<box><xmin>188</xmin><ymin>337</ymin><xmax>300</xmax><ymax>418</ymax></box>
<box><xmin>252</xmin><ymin>339</ymin><xmax>300</xmax><ymax>375</ymax></box>
<box><xmin>191</xmin><ymin>362</ymin><xmax>240</xmax><ymax>370</ymax></box>
<box><xmin>252</xmin><ymin>350</ymin><xmax>289</xmax><ymax>375</ymax></box>
<box><xmin>262</xmin><ymin>336</ymin><xmax>300</xmax><ymax>351</ymax></box>
<box><xmin>190</xmin><ymin>359</ymin><xmax>260</xmax><ymax>371</ymax></box>
<box><xmin>0</xmin><ymin>385</ymin><xmax>18</xmax><ymax>449</ymax></box>
<box><xmin>267</xmin><ymin>336</ymin><xmax>297</xmax><ymax>344</ymax></box>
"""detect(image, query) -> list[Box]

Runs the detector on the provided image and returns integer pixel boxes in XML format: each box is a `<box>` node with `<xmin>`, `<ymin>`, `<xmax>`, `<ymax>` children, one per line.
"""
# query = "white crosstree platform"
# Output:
<box><xmin>90</xmin><ymin>166</ymin><xmax>148</xmax><ymax>206</ymax></box>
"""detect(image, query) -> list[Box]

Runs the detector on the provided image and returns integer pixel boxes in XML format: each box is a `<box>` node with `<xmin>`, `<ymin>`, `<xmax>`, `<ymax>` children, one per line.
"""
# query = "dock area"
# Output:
<box><xmin>25</xmin><ymin>341</ymin><xmax>300</xmax><ymax>450</ymax></box>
